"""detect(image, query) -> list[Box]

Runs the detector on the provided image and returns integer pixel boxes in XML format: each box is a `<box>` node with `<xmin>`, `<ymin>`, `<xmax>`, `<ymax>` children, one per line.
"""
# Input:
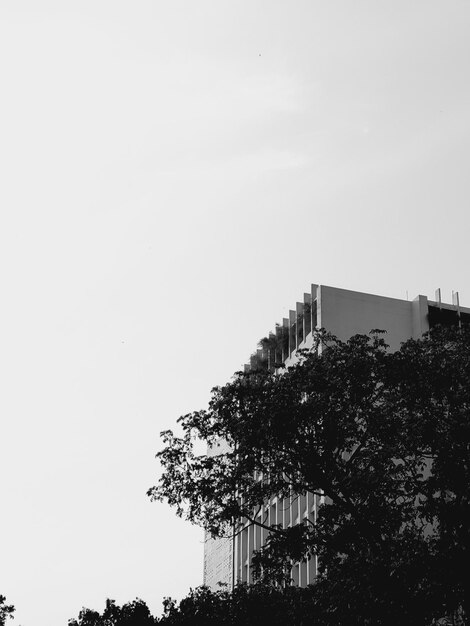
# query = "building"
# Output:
<box><xmin>203</xmin><ymin>283</ymin><xmax>470</xmax><ymax>591</ymax></box>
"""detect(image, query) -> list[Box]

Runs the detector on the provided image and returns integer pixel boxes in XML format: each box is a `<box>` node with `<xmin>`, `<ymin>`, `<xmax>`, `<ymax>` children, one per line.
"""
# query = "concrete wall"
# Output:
<box><xmin>284</xmin><ymin>286</ymin><xmax>430</xmax><ymax>369</ymax></box>
<box><xmin>318</xmin><ymin>285</ymin><xmax>424</xmax><ymax>351</ymax></box>
<box><xmin>203</xmin><ymin>438</ymin><xmax>234</xmax><ymax>590</ymax></box>
<box><xmin>203</xmin><ymin>533</ymin><xmax>233</xmax><ymax>590</ymax></box>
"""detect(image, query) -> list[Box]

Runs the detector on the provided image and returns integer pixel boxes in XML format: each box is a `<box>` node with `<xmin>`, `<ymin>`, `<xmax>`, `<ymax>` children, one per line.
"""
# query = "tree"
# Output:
<box><xmin>0</xmin><ymin>596</ymin><xmax>15</xmax><ymax>626</ymax></box>
<box><xmin>149</xmin><ymin>326</ymin><xmax>470</xmax><ymax>625</ymax></box>
<box><xmin>158</xmin><ymin>583</ymin><xmax>319</xmax><ymax>626</ymax></box>
<box><xmin>68</xmin><ymin>598</ymin><xmax>157</xmax><ymax>626</ymax></box>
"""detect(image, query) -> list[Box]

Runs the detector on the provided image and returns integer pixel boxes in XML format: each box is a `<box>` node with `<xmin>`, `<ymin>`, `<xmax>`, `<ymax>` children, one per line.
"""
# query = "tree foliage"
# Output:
<box><xmin>0</xmin><ymin>596</ymin><xmax>15</xmax><ymax>626</ymax></box>
<box><xmin>149</xmin><ymin>326</ymin><xmax>470</xmax><ymax>624</ymax></box>
<box><xmin>68</xmin><ymin>598</ymin><xmax>157</xmax><ymax>626</ymax></box>
<box><xmin>158</xmin><ymin>584</ymin><xmax>319</xmax><ymax>626</ymax></box>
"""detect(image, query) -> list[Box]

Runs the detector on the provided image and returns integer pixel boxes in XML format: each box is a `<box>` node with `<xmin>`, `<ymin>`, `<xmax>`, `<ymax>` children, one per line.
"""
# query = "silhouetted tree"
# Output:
<box><xmin>149</xmin><ymin>326</ymin><xmax>470</xmax><ymax>625</ymax></box>
<box><xmin>158</xmin><ymin>584</ymin><xmax>319</xmax><ymax>626</ymax></box>
<box><xmin>0</xmin><ymin>596</ymin><xmax>15</xmax><ymax>626</ymax></box>
<box><xmin>68</xmin><ymin>598</ymin><xmax>157</xmax><ymax>626</ymax></box>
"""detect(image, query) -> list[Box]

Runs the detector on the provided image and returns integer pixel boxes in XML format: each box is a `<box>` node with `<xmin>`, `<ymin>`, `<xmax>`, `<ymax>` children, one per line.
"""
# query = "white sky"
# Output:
<box><xmin>1</xmin><ymin>1</ymin><xmax>469</xmax><ymax>624</ymax></box>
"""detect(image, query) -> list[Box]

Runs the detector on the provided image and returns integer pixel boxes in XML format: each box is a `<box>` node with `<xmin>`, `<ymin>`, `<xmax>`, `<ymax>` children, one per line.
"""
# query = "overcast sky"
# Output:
<box><xmin>1</xmin><ymin>1</ymin><xmax>469</xmax><ymax>624</ymax></box>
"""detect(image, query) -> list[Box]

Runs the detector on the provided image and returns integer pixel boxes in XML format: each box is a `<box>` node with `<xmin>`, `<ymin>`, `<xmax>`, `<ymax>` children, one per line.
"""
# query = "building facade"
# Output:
<box><xmin>203</xmin><ymin>283</ymin><xmax>469</xmax><ymax>591</ymax></box>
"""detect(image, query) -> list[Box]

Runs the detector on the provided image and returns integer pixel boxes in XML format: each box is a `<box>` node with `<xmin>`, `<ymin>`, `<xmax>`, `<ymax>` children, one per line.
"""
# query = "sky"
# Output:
<box><xmin>0</xmin><ymin>1</ymin><xmax>469</xmax><ymax>624</ymax></box>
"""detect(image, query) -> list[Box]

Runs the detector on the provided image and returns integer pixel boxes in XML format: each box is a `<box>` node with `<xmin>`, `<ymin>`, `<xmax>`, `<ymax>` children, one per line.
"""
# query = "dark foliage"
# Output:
<box><xmin>149</xmin><ymin>326</ymin><xmax>470</xmax><ymax>624</ymax></box>
<box><xmin>68</xmin><ymin>598</ymin><xmax>158</xmax><ymax>626</ymax></box>
<box><xmin>158</xmin><ymin>584</ymin><xmax>319</xmax><ymax>626</ymax></box>
<box><xmin>0</xmin><ymin>596</ymin><xmax>14</xmax><ymax>626</ymax></box>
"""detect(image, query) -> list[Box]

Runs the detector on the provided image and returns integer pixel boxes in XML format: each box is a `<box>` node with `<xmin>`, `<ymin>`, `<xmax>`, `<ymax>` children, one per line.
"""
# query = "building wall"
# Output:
<box><xmin>233</xmin><ymin>490</ymin><xmax>320</xmax><ymax>587</ymax></box>
<box><xmin>203</xmin><ymin>533</ymin><xmax>233</xmax><ymax>590</ymax></box>
<box><xmin>203</xmin><ymin>438</ymin><xmax>234</xmax><ymax>590</ymax></box>
<box><xmin>318</xmin><ymin>285</ymin><xmax>426</xmax><ymax>350</ymax></box>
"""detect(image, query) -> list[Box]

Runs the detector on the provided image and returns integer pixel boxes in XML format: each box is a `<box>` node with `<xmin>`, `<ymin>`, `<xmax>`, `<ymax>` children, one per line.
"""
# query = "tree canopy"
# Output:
<box><xmin>0</xmin><ymin>596</ymin><xmax>15</xmax><ymax>626</ymax></box>
<box><xmin>157</xmin><ymin>584</ymin><xmax>319</xmax><ymax>626</ymax></box>
<box><xmin>149</xmin><ymin>326</ymin><xmax>470</xmax><ymax>625</ymax></box>
<box><xmin>68</xmin><ymin>598</ymin><xmax>157</xmax><ymax>626</ymax></box>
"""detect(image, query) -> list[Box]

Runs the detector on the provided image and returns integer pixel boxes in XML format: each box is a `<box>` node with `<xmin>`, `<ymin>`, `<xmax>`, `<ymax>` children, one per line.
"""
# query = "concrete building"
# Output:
<box><xmin>203</xmin><ymin>283</ymin><xmax>470</xmax><ymax>591</ymax></box>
